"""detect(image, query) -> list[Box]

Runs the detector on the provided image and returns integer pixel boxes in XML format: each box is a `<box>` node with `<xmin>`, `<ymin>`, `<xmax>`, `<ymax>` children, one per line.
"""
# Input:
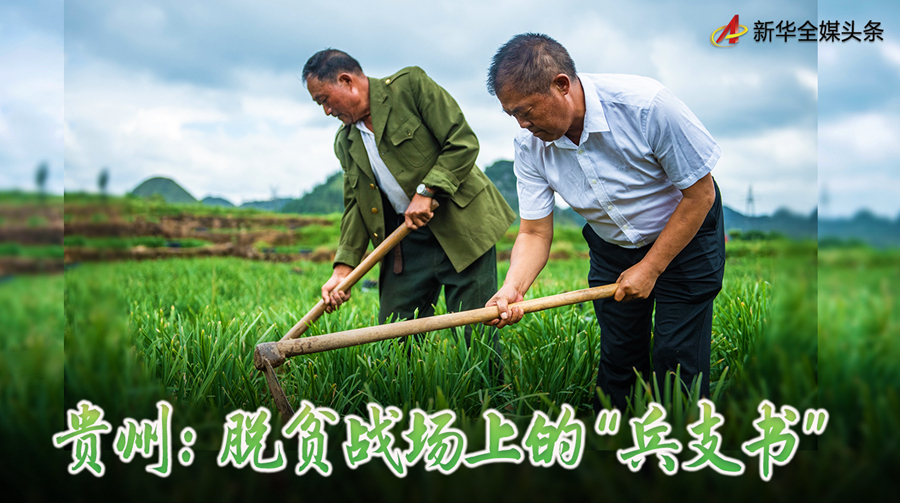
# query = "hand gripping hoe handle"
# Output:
<box><xmin>259</xmin><ymin>198</ymin><xmax>439</xmax><ymax>417</ymax></box>
<box><xmin>255</xmin><ymin>283</ymin><xmax>619</xmax><ymax>418</ymax></box>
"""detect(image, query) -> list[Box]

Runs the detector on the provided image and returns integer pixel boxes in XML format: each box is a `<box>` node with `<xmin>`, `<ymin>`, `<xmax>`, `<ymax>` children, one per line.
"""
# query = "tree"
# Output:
<box><xmin>35</xmin><ymin>161</ymin><xmax>49</xmax><ymax>202</ymax></box>
<box><xmin>98</xmin><ymin>168</ymin><xmax>110</xmax><ymax>200</ymax></box>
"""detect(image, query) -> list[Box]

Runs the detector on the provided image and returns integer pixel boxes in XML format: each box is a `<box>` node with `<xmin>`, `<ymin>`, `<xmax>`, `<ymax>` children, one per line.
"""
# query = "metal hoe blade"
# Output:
<box><xmin>261</xmin><ymin>358</ymin><xmax>293</xmax><ymax>418</ymax></box>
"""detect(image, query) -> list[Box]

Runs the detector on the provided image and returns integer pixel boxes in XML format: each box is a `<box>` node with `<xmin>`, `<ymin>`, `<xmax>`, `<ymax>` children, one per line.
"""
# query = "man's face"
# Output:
<box><xmin>306</xmin><ymin>74</ymin><xmax>367</xmax><ymax>125</ymax></box>
<box><xmin>497</xmin><ymin>79</ymin><xmax>573</xmax><ymax>142</ymax></box>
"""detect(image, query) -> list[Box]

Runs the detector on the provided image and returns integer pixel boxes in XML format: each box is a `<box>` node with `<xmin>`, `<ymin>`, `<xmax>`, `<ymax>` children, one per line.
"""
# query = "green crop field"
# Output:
<box><xmin>3</xmin><ymin>234</ymin><xmax>898</xmax><ymax>500</ymax></box>
<box><xmin>61</xmin><ymin>244</ymin><xmax>778</xmax><ymax>420</ymax></box>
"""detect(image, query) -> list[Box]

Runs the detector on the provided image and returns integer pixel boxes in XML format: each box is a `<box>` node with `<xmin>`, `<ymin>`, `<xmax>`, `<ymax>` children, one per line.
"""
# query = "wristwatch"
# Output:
<box><xmin>416</xmin><ymin>183</ymin><xmax>435</xmax><ymax>198</ymax></box>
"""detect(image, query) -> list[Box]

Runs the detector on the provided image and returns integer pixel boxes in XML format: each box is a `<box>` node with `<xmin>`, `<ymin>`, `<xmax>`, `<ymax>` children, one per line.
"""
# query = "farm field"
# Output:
<box><xmin>2</xmin><ymin>191</ymin><xmax>896</xmax><ymax>499</ymax></box>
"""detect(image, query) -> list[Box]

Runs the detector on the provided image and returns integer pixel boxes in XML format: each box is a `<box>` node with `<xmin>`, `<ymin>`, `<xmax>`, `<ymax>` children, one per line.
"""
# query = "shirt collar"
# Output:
<box><xmin>355</xmin><ymin>121</ymin><xmax>372</xmax><ymax>134</ymax></box>
<box><xmin>551</xmin><ymin>73</ymin><xmax>610</xmax><ymax>148</ymax></box>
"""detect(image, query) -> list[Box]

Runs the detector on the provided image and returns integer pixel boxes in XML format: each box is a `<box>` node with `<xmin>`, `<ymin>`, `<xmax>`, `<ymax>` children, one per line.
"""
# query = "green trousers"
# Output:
<box><xmin>378</xmin><ymin>224</ymin><xmax>498</xmax><ymax>346</ymax></box>
<box><xmin>376</xmin><ymin>193</ymin><xmax>503</xmax><ymax>382</ymax></box>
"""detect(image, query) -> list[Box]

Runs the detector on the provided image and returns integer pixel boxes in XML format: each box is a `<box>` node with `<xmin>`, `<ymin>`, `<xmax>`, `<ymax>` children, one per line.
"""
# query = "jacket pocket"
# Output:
<box><xmin>390</xmin><ymin>115</ymin><xmax>438</xmax><ymax>167</ymax></box>
<box><xmin>449</xmin><ymin>171</ymin><xmax>488</xmax><ymax>208</ymax></box>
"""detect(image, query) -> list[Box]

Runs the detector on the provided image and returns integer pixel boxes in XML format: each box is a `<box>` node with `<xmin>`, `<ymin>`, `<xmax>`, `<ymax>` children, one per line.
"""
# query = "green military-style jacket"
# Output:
<box><xmin>333</xmin><ymin>66</ymin><xmax>515</xmax><ymax>273</ymax></box>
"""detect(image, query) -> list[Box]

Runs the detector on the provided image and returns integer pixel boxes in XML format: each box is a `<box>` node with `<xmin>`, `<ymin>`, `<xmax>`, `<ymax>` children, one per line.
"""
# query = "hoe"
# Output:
<box><xmin>252</xmin><ymin>200</ymin><xmax>618</xmax><ymax>418</ymax></box>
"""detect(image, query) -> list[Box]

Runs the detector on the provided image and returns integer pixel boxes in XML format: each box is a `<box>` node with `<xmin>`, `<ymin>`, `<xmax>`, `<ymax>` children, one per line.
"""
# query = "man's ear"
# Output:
<box><xmin>337</xmin><ymin>72</ymin><xmax>354</xmax><ymax>87</ymax></box>
<box><xmin>554</xmin><ymin>74</ymin><xmax>571</xmax><ymax>95</ymax></box>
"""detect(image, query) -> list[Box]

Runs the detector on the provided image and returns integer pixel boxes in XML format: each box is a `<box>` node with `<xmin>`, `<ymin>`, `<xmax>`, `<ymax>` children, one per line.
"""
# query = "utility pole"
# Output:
<box><xmin>745</xmin><ymin>185</ymin><xmax>755</xmax><ymax>231</ymax></box>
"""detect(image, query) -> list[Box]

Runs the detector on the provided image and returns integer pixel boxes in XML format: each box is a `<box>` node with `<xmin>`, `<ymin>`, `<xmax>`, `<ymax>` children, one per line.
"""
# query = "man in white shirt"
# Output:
<box><xmin>484</xmin><ymin>33</ymin><xmax>725</xmax><ymax>410</ymax></box>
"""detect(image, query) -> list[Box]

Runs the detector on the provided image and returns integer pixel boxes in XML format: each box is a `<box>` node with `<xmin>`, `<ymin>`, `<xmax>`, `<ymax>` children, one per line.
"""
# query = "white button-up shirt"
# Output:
<box><xmin>356</xmin><ymin>121</ymin><xmax>411</xmax><ymax>214</ymax></box>
<box><xmin>514</xmin><ymin>73</ymin><xmax>721</xmax><ymax>248</ymax></box>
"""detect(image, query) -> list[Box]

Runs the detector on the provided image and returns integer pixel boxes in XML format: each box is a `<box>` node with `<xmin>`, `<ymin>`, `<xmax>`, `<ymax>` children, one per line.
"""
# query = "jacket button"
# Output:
<box><xmin>385</xmin><ymin>78</ymin><xmax>391</xmax><ymax>84</ymax></box>
<box><xmin>371</xmin><ymin>208</ymin><xmax>378</xmax><ymax>214</ymax></box>
<box><xmin>370</xmin><ymin>183</ymin><xmax>375</xmax><ymax>189</ymax></box>
<box><xmin>374</xmin><ymin>233</ymin><xmax>378</xmax><ymax>238</ymax></box>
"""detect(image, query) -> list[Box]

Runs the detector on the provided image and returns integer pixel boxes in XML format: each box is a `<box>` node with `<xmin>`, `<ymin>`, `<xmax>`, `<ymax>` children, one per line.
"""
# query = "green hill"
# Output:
<box><xmin>484</xmin><ymin>159</ymin><xmax>585</xmax><ymax>227</ymax></box>
<box><xmin>201</xmin><ymin>196</ymin><xmax>235</xmax><ymax>208</ymax></box>
<box><xmin>240</xmin><ymin>198</ymin><xmax>293</xmax><ymax>212</ymax></box>
<box><xmin>281</xmin><ymin>171</ymin><xmax>344</xmax><ymax>214</ymax></box>
<box><xmin>130</xmin><ymin>177</ymin><xmax>197</xmax><ymax>204</ymax></box>
<box><xmin>484</xmin><ymin>160</ymin><xmax>517</xmax><ymax>212</ymax></box>
<box><xmin>819</xmin><ymin>210</ymin><xmax>900</xmax><ymax>248</ymax></box>
<box><xmin>276</xmin><ymin>161</ymin><xmax>587</xmax><ymax>226</ymax></box>
<box><xmin>723</xmin><ymin>206</ymin><xmax>816</xmax><ymax>240</ymax></box>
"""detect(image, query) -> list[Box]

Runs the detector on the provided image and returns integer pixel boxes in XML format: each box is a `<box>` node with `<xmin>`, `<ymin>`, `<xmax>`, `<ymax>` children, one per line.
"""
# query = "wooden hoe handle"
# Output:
<box><xmin>279</xmin><ymin>198</ymin><xmax>439</xmax><ymax>341</ymax></box>
<box><xmin>256</xmin><ymin>283</ymin><xmax>618</xmax><ymax>371</ymax></box>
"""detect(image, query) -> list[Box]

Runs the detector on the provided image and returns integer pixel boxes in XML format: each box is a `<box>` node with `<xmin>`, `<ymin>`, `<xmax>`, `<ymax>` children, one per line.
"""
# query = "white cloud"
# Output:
<box><xmin>715</xmin><ymin>127</ymin><xmax>817</xmax><ymax>214</ymax></box>
<box><xmin>817</xmin><ymin>111</ymin><xmax>900</xmax><ymax>217</ymax></box>
<box><xmin>59</xmin><ymin>0</ymin><xmax>818</xmax><ymax>215</ymax></box>
<box><xmin>795</xmin><ymin>68</ymin><xmax>817</xmax><ymax>100</ymax></box>
<box><xmin>881</xmin><ymin>40</ymin><xmax>900</xmax><ymax>71</ymax></box>
<box><xmin>819</xmin><ymin>112</ymin><xmax>900</xmax><ymax>170</ymax></box>
<box><xmin>64</xmin><ymin>61</ymin><xmax>339</xmax><ymax>202</ymax></box>
<box><xmin>0</xmin><ymin>19</ymin><xmax>63</xmax><ymax>192</ymax></box>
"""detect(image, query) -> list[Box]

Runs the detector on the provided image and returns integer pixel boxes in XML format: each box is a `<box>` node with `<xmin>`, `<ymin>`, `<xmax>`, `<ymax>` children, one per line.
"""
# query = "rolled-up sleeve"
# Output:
<box><xmin>643</xmin><ymin>87</ymin><xmax>721</xmax><ymax>190</ymax></box>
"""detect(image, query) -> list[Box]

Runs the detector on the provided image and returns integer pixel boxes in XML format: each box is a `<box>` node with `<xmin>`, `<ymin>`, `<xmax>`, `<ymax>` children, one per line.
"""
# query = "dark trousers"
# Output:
<box><xmin>586</xmin><ymin>183</ymin><xmax>725</xmax><ymax>411</ymax></box>
<box><xmin>378</xmin><ymin>194</ymin><xmax>499</xmax><ymax>350</ymax></box>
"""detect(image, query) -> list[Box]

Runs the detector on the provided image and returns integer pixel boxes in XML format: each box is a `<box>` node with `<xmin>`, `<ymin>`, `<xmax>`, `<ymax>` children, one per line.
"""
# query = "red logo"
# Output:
<box><xmin>711</xmin><ymin>15</ymin><xmax>749</xmax><ymax>47</ymax></box>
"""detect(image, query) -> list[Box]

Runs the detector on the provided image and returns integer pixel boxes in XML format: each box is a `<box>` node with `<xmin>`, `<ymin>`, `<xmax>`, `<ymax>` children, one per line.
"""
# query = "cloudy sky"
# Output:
<box><xmin>819</xmin><ymin>0</ymin><xmax>900</xmax><ymax>219</ymax></box>
<box><xmin>0</xmin><ymin>0</ymin><xmax>63</xmax><ymax>194</ymax></box>
<box><xmin>2</xmin><ymin>0</ymin><xmax>896</xmax><ymax>217</ymax></box>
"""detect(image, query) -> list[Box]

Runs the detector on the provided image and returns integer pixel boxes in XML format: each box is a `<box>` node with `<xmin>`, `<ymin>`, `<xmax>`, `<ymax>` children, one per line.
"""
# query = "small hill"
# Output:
<box><xmin>240</xmin><ymin>198</ymin><xmax>294</xmax><ymax>212</ymax></box>
<box><xmin>484</xmin><ymin>160</ymin><xmax>517</xmax><ymax>212</ymax></box>
<box><xmin>485</xmin><ymin>159</ymin><xmax>585</xmax><ymax>227</ymax></box>
<box><xmin>202</xmin><ymin>196</ymin><xmax>235</xmax><ymax>208</ymax></box>
<box><xmin>723</xmin><ymin>206</ymin><xmax>816</xmax><ymax>240</ymax></box>
<box><xmin>819</xmin><ymin>210</ymin><xmax>900</xmax><ymax>248</ymax></box>
<box><xmin>281</xmin><ymin>172</ymin><xmax>344</xmax><ymax>214</ymax></box>
<box><xmin>131</xmin><ymin>177</ymin><xmax>197</xmax><ymax>204</ymax></box>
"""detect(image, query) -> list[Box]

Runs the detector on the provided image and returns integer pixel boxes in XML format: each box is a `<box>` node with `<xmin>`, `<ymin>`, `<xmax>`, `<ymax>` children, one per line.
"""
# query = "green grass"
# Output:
<box><xmin>55</xmin><ymin>240</ymin><xmax>780</xmax><ymax>424</ymax></box>
<box><xmin>63</xmin><ymin>192</ymin><xmax>311</xmax><ymax>219</ymax></box>
<box><xmin>496</xmin><ymin>224</ymin><xmax>591</xmax><ymax>253</ymax></box>
<box><xmin>0</xmin><ymin>190</ymin><xmax>64</xmax><ymax>204</ymax></box>
<box><xmin>818</xmin><ymin>247</ymin><xmax>900</xmax><ymax>459</ymax></box>
<box><xmin>0</xmin><ymin>243</ymin><xmax>65</xmax><ymax>258</ymax></box>
<box><xmin>64</xmin><ymin>236</ymin><xmax>213</xmax><ymax>250</ymax></box>
<box><xmin>0</xmin><ymin>274</ymin><xmax>64</xmax><ymax>458</ymax></box>
<box><xmin>8</xmin><ymin>241</ymin><xmax>900</xmax><ymax>500</ymax></box>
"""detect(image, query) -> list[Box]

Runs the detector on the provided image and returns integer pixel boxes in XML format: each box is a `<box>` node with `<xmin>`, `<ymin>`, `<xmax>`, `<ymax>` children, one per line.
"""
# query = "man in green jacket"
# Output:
<box><xmin>302</xmin><ymin>49</ymin><xmax>515</xmax><ymax>345</ymax></box>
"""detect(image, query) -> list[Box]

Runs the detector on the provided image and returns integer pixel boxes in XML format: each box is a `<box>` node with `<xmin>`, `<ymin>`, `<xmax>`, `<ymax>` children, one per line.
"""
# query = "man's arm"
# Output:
<box><xmin>404</xmin><ymin>67</ymin><xmax>480</xmax><ymax>229</ymax></box>
<box><xmin>484</xmin><ymin>214</ymin><xmax>554</xmax><ymax>328</ymax></box>
<box><xmin>619</xmin><ymin>83</ymin><xmax>721</xmax><ymax>302</ymax></box>
<box><xmin>614</xmin><ymin>172</ymin><xmax>715</xmax><ymax>302</ymax></box>
<box><xmin>323</xmin><ymin>142</ymin><xmax>369</xmax><ymax>312</ymax></box>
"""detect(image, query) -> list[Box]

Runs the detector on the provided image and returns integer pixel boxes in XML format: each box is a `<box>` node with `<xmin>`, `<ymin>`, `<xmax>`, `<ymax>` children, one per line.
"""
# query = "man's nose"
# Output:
<box><xmin>324</xmin><ymin>105</ymin><xmax>333</xmax><ymax>116</ymax></box>
<box><xmin>516</xmin><ymin>116</ymin><xmax>532</xmax><ymax>129</ymax></box>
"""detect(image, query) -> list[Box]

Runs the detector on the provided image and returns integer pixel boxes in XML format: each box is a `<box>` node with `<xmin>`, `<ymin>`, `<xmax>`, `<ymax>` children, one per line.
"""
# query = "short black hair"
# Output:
<box><xmin>487</xmin><ymin>33</ymin><xmax>577</xmax><ymax>97</ymax></box>
<box><xmin>302</xmin><ymin>49</ymin><xmax>364</xmax><ymax>85</ymax></box>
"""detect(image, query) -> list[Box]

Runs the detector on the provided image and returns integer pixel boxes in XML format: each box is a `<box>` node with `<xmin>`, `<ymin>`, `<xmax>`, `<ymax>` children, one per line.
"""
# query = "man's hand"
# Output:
<box><xmin>404</xmin><ymin>193</ymin><xmax>434</xmax><ymax>230</ymax></box>
<box><xmin>485</xmin><ymin>284</ymin><xmax>526</xmax><ymax>329</ymax></box>
<box><xmin>485</xmin><ymin>214</ymin><xmax>554</xmax><ymax>328</ymax></box>
<box><xmin>613</xmin><ymin>173</ymin><xmax>716</xmax><ymax>302</ymax></box>
<box><xmin>321</xmin><ymin>264</ymin><xmax>354</xmax><ymax>313</ymax></box>
<box><xmin>614</xmin><ymin>260</ymin><xmax>661</xmax><ymax>302</ymax></box>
